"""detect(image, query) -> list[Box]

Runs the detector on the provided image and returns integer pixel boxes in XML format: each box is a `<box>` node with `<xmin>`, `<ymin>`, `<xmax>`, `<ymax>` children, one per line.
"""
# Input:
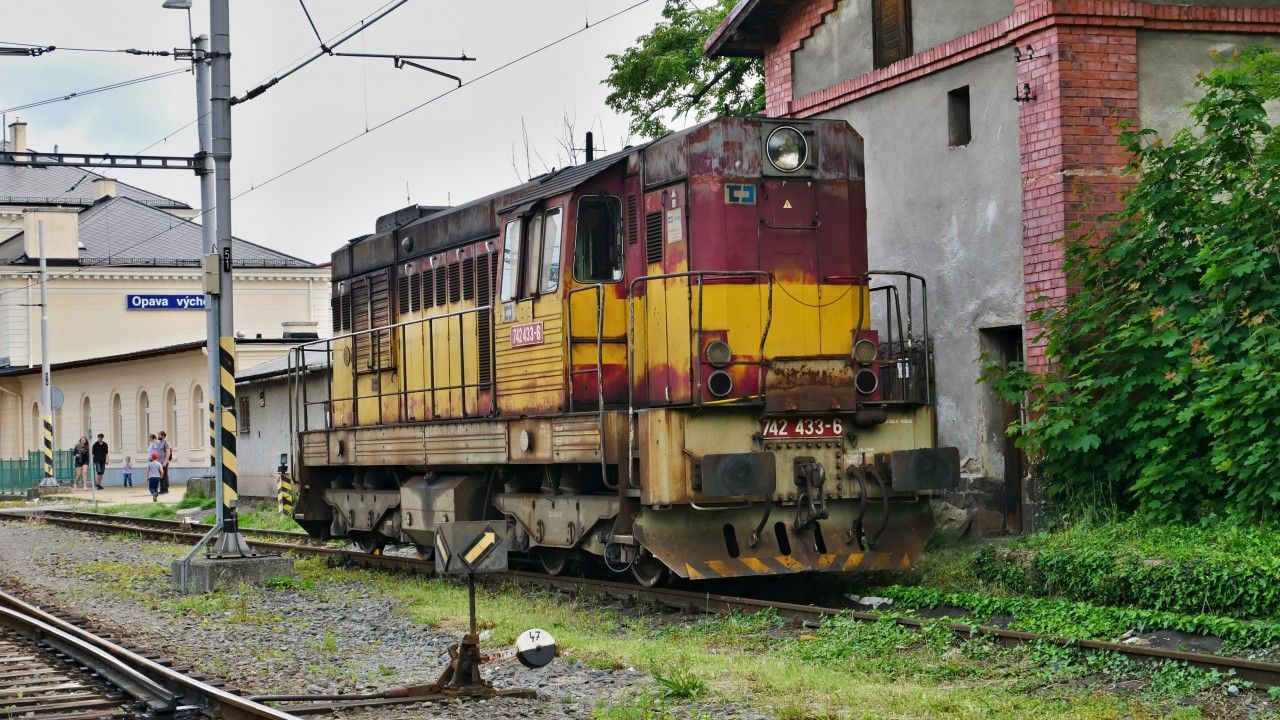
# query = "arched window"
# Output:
<box><xmin>164</xmin><ymin>387</ymin><xmax>178</xmax><ymax>449</ymax></box>
<box><xmin>30</xmin><ymin>402</ymin><xmax>39</xmax><ymax>452</ymax></box>
<box><xmin>81</xmin><ymin>396</ymin><xmax>92</xmax><ymax>438</ymax></box>
<box><xmin>137</xmin><ymin>391</ymin><xmax>150</xmax><ymax>450</ymax></box>
<box><xmin>191</xmin><ymin>386</ymin><xmax>204</xmax><ymax>451</ymax></box>
<box><xmin>111</xmin><ymin>394</ymin><xmax>123</xmax><ymax>449</ymax></box>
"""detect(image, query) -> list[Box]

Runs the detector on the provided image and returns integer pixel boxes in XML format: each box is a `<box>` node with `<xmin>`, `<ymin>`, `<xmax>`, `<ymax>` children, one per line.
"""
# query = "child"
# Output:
<box><xmin>147</xmin><ymin>452</ymin><xmax>163</xmax><ymax>502</ymax></box>
<box><xmin>121</xmin><ymin>456</ymin><xmax>133</xmax><ymax>488</ymax></box>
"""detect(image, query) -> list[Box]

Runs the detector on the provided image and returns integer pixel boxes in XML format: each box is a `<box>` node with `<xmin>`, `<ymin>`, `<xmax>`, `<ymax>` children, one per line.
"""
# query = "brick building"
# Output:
<box><xmin>707</xmin><ymin>0</ymin><xmax>1280</xmax><ymax>531</ymax></box>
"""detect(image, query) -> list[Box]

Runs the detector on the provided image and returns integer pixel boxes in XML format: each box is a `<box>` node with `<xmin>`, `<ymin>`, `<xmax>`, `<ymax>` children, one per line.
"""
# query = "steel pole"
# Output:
<box><xmin>194</xmin><ymin>34</ymin><xmax>224</xmax><ymax>525</ymax></box>
<box><xmin>209</xmin><ymin>0</ymin><xmax>249</xmax><ymax>557</ymax></box>
<box><xmin>37</xmin><ymin>221</ymin><xmax>57</xmax><ymax>487</ymax></box>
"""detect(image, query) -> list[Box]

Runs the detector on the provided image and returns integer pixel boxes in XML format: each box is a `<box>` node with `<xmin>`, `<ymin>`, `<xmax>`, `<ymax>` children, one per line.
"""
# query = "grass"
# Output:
<box><xmin>290</xmin><ymin>556</ymin><xmax>1222</xmax><ymax>719</ymax></box>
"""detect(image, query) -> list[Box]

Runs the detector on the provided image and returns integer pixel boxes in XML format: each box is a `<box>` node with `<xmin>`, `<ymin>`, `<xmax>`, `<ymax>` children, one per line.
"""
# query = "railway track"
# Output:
<box><xmin>0</xmin><ymin>586</ymin><xmax>301</xmax><ymax>719</ymax></box>
<box><xmin>9</xmin><ymin>509</ymin><xmax>1280</xmax><ymax>690</ymax></box>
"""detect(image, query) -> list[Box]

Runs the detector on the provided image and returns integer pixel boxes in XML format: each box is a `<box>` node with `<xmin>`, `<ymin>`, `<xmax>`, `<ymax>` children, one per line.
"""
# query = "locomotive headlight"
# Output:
<box><xmin>853</xmin><ymin>338</ymin><xmax>877</xmax><ymax>364</ymax></box>
<box><xmin>706</xmin><ymin>340</ymin><xmax>732</xmax><ymax>368</ymax></box>
<box><xmin>766</xmin><ymin>126</ymin><xmax>808</xmax><ymax>173</ymax></box>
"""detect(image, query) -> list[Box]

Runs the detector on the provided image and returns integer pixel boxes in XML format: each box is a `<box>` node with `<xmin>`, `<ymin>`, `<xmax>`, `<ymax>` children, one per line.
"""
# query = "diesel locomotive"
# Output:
<box><xmin>287</xmin><ymin>116</ymin><xmax>959</xmax><ymax>585</ymax></box>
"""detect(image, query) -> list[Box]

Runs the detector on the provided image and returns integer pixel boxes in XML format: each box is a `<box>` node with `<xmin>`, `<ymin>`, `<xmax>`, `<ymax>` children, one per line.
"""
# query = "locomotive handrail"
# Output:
<box><xmin>288</xmin><ymin>305</ymin><xmax>494</xmax><ymax>433</ymax></box>
<box><xmin>625</xmin><ymin>270</ymin><xmax>774</xmax><ymax>488</ymax></box>
<box><xmin>565</xmin><ymin>283</ymin><xmax>610</xmax><ymax>489</ymax></box>
<box><xmin>867</xmin><ymin>271</ymin><xmax>934</xmax><ymax>406</ymax></box>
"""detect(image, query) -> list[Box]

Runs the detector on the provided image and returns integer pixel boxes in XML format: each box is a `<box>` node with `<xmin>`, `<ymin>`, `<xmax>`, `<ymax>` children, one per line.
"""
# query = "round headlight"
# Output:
<box><xmin>705</xmin><ymin>340</ymin><xmax>732</xmax><ymax>368</ymax></box>
<box><xmin>707</xmin><ymin>370</ymin><xmax>734</xmax><ymax>398</ymax></box>
<box><xmin>766</xmin><ymin>126</ymin><xmax>808</xmax><ymax>173</ymax></box>
<box><xmin>853</xmin><ymin>338</ymin><xmax>877</xmax><ymax>364</ymax></box>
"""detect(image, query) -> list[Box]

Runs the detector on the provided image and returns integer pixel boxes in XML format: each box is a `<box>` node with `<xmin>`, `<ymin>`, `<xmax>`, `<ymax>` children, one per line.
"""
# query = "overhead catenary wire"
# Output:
<box><xmin>0</xmin><ymin>40</ymin><xmax>174</xmax><ymax>56</ymax></box>
<box><xmin>0</xmin><ymin>68</ymin><xmax>189</xmax><ymax>115</ymax></box>
<box><xmin>233</xmin><ymin>0</ymin><xmax>656</xmax><ymax>200</ymax></box>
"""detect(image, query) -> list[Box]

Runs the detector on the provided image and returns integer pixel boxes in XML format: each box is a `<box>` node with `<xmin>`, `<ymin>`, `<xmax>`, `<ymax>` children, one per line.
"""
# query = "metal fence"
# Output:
<box><xmin>0</xmin><ymin>450</ymin><xmax>73</xmax><ymax>494</ymax></box>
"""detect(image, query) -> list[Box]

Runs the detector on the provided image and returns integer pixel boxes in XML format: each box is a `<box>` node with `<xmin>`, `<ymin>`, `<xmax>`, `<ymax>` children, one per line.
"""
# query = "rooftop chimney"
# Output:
<box><xmin>7</xmin><ymin>121</ymin><xmax>27</xmax><ymax>160</ymax></box>
<box><xmin>93</xmin><ymin>177</ymin><xmax>118</xmax><ymax>201</ymax></box>
<box><xmin>22</xmin><ymin>208</ymin><xmax>80</xmax><ymax>263</ymax></box>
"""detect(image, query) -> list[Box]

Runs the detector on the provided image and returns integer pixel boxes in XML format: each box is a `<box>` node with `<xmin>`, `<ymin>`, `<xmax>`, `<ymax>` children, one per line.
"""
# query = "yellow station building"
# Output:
<box><xmin>0</xmin><ymin>121</ymin><xmax>330</xmax><ymax>486</ymax></box>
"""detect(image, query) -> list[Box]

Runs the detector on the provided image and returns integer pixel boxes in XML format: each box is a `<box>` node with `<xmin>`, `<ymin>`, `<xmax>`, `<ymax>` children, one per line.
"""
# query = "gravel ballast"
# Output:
<box><xmin>0</xmin><ymin>519</ymin><xmax>766</xmax><ymax>719</ymax></box>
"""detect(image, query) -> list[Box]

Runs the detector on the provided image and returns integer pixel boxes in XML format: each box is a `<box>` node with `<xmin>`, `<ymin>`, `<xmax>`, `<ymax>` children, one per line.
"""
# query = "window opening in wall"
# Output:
<box><xmin>574</xmin><ymin>196</ymin><xmax>624</xmax><ymax>282</ymax></box>
<box><xmin>81</xmin><ymin>396</ymin><xmax>91</xmax><ymax>437</ymax></box>
<box><xmin>239</xmin><ymin>396</ymin><xmax>251</xmax><ymax>434</ymax></box>
<box><xmin>111</xmin><ymin>394</ymin><xmax>122</xmax><ymax>449</ymax></box>
<box><xmin>948</xmin><ymin>85</ymin><xmax>971</xmax><ymax>147</ymax></box>
<box><xmin>872</xmin><ymin>0</ymin><xmax>912</xmax><ymax>68</ymax></box>
<box><xmin>165</xmin><ymin>388</ymin><xmax>178</xmax><ymax>448</ymax></box>
<box><xmin>191</xmin><ymin>386</ymin><xmax>204</xmax><ymax>451</ymax></box>
<box><xmin>137</xmin><ymin>391</ymin><xmax>150</xmax><ymax>449</ymax></box>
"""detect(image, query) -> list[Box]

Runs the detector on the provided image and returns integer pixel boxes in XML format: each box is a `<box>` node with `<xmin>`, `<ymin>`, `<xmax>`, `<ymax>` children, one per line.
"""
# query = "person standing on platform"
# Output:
<box><xmin>121</xmin><ymin>456</ymin><xmax>134</xmax><ymax>488</ymax></box>
<box><xmin>156</xmin><ymin>430</ymin><xmax>172</xmax><ymax>495</ymax></box>
<box><xmin>147</xmin><ymin>452</ymin><xmax>162</xmax><ymax>501</ymax></box>
<box><xmin>72</xmin><ymin>436</ymin><xmax>90</xmax><ymax>490</ymax></box>
<box><xmin>91</xmin><ymin>433</ymin><xmax>108</xmax><ymax>491</ymax></box>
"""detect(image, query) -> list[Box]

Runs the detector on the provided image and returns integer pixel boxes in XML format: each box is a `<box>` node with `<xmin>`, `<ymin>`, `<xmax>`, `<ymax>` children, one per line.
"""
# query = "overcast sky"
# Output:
<box><xmin>1</xmin><ymin>0</ymin><xmax>668</xmax><ymax>263</ymax></box>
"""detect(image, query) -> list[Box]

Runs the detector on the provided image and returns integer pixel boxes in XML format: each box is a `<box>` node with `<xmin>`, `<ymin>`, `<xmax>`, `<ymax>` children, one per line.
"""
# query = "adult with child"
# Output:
<box><xmin>72</xmin><ymin>436</ymin><xmax>89</xmax><ymax>490</ymax></box>
<box><xmin>91</xmin><ymin>433</ymin><xmax>108</xmax><ymax>490</ymax></box>
<box><xmin>156</xmin><ymin>430</ymin><xmax>172</xmax><ymax>494</ymax></box>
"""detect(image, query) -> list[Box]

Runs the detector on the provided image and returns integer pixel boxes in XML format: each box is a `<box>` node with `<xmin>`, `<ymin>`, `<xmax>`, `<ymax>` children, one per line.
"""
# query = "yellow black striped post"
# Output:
<box><xmin>208</xmin><ymin>400</ymin><xmax>216</xmax><ymax>469</ymax></box>
<box><xmin>218</xmin><ymin>336</ymin><xmax>240</xmax><ymax>533</ymax></box>
<box><xmin>276</xmin><ymin>469</ymin><xmax>294</xmax><ymax>515</ymax></box>
<box><xmin>41</xmin><ymin>415</ymin><xmax>54</xmax><ymax>480</ymax></box>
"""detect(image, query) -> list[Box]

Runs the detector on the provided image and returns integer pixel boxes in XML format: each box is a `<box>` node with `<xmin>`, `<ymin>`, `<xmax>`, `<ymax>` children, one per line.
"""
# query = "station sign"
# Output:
<box><xmin>125</xmin><ymin>294</ymin><xmax>206</xmax><ymax>311</ymax></box>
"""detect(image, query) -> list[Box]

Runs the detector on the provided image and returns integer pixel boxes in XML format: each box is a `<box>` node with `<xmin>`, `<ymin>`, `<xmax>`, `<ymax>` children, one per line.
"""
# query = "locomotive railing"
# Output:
<box><xmin>625</xmin><ymin>270</ymin><xmax>775</xmax><ymax>487</ymax></box>
<box><xmin>565</xmin><ymin>283</ymin><xmax>610</xmax><ymax>488</ymax></box>
<box><xmin>287</xmin><ymin>305</ymin><xmax>494</xmax><ymax>435</ymax></box>
<box><xmin>867</xmin><ymin>270</ymin><xmax>934</xmax><ymax>405</ymax></box>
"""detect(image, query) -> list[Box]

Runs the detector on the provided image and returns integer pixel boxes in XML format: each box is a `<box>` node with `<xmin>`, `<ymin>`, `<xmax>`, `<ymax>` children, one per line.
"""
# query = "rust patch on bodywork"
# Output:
<box><xmin>765</xmin><ymin>358</ymin><xmax>857</xmax><ymax>413</ymax></box>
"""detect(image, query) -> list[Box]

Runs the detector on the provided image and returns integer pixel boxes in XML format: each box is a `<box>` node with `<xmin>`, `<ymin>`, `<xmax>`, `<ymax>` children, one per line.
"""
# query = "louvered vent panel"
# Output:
<box><xmin>476</xmin><ymin>254</ymin><xmax>493</xmax><ymax>388</ymax></box>
<box><xmin>352</xmin><ymin>279</ymin><xmax>371</xmax><ymax>369</ymax></box>
<box><xmin>462</xmin><ymin>258</ymin><xmax>476</xmax><ymax>300</ymax></box>
<box><xmin>645</xmin><ymin>211</ymin><xmax>663</xmax><ymax>264</ymax></box>
<box><xmin>435</xmin><ymin>267</ymin><xmax>447</xmax><ymax>306</ymax></box>
<box><xmin>421</xmin><ymin>270</ymin><xmax>433</xmax><ymax>309</ymax></box>
<box><xmin>369</xmin><ymin>272</ymin><xmax>393</xmax><ymax>369</ymax></box>
<box><xmin>340</xmin><ymin>294</ymin><xmax>351</xmax><ymax>331</ymax></box>
<box><xmin>397</xmin><ymin>275</ymin><xmax>410</xmax><ymax>315</ymax></box>
<box><xmin>330</xmin><ymin>297</ymin><xmax>341</xmax><ymax>331</ymax></box>
<box><xmin>448</xmin><ymin>263</ymin><xmax>461</xmax><ymax>304</ymax></box>
<box><xmin>626</xmin><ymin>194</ymin><xmax>639</xmax><ymax>245</ymax></box>
<box><xmin>409</xmin><ymin>273</ymin><xmax>421</xmax><ymax>312</ymax></box>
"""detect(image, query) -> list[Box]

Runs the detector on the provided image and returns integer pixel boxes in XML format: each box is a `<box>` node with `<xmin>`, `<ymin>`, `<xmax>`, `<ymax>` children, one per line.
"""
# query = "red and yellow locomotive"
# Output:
<box><xmin>289</xmin><ymin>116</ymin><xmax>958</xmax><ymax>585</ymax></box>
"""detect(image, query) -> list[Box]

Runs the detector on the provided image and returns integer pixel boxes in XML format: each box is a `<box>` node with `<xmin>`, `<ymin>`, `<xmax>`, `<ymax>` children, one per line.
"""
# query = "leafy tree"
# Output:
<box><xmin>987</xmin><ymin>46</ymin><xmax>1280</xmax><ymax>521</ymax></box>
<box><xmin>604</xmin><ymin>0</ymin><xmax>764</xmax><ymax>139</ymax></box>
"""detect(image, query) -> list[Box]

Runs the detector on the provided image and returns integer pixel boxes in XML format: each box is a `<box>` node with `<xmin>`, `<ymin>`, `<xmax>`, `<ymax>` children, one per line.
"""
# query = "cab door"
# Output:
<box><xmin>494</xmin><ymin>206</ymin><xmax>567</xmax><ymax>415</ymax></box>
<box><xmin>567</xmin><ymin>195</ymin><xmax>628</xmax><ymax>408</ymax></box>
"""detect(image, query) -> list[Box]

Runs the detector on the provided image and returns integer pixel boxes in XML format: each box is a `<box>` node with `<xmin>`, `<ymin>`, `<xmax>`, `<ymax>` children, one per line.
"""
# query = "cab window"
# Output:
<box><xmin>500</xmin><ymin>219</ymin><xmax>521</xmax><ymax>302</ymax></box>
<box><xmin>540</xmin><ymin>207</ymin><xmax>563</xmax><ymax>293</ymax></box>
<box><xmin>573</xmin><ymin>195</ymin><xmax>623</xmax><ymax>283</ymax></box>
<box><xmin>521</xmin><ymin>212</ymin><xmax>544</xmax><ymax>298</ymax></box>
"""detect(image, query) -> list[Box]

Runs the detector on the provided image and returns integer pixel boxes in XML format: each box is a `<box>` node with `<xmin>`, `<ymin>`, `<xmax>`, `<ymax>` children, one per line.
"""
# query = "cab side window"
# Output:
<box><xmin>573</xmin><ymin>196</ymin><xmax>623</xmax><ymax>283</ymax></box>
<box><xmin>540</xmin><ymin>207</ymin><xmax>563</xmax><ymax>293</ymax></box>
<box><xmin>500</xmin><ymin>219</ymin><xmax>522</xmax><ymax>302</ymax></box>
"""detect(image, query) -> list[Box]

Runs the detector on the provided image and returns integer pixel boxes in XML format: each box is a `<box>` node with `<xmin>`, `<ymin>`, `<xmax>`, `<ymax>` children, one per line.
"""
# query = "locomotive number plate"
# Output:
<box><xmin>760</xmin><ymin>417</ymin><xmax>845</xmax><ymax>440</ymax></box>
<box><xmin>510</xmin><ymin>321</ymin><xmax>545</xmax><ymax>347</ymax></box>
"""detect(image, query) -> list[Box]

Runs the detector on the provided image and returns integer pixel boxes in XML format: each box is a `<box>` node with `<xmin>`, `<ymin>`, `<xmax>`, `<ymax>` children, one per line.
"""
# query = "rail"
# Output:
<box><xmin>17</xmin><ymin>509</ymin><xmax>1280</xmax><ymax>691</ymax></box>
<box><xmin>625</xmin><ymin>270</ymin><xmax>774</xmax><ymax>487</ymax></box>
<box><xmin>289</xmin><ymin>304</ymin><xmax>494</xmax><ymax>434</ymax></box>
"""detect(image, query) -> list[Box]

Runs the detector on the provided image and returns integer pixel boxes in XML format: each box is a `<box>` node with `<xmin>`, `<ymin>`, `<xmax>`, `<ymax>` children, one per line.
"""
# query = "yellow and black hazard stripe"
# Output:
<box><xmin>276</xmin><ymin>470</ymin><xmax>294</xmax><ymax>515</ymax></box>
<box><xmin>680</xmin><ymin>549</ymin><xmax>915</xmax><ymax>580</ymax></box>
<box><xmin>218</xmin><ymin>336</ymin><xmax>238</xmax><ymax>515</ymax></box>
<box><xmin>208</xmin><ymin>399</ymin><xmax>216</xmax><ymax>469</ymax></box>
<box><xmin>41</xmin><ymin>414</ymin><xmax>54</xmax><ymax>479</ymax></box>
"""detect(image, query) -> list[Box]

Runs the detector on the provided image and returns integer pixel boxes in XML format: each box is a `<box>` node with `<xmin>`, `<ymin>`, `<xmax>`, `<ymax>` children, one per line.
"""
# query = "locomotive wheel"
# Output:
<box><xmin>631</xmin><ymin>550</ymin><xmax>669</xmax><ymax>588</ymax></box>
<box><xmin>537</xmin><ymin>549</ymin><xmax>572</xmax><ymax>576</ymax></box>
<box><xmin>351</xmin><ymin>533</ymin><xmax>386</xmax><ymax>556</ymax></box>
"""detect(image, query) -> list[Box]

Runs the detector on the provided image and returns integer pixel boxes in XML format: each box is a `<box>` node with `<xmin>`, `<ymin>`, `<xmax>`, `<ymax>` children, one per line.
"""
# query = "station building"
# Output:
<box><xmin>0</xmin><ymin>120</ymin><xmax>331</xmax><ymax>485</ymax></box>
<box><xmin>706</xmin><ymin>0</ymin><xmax>1280</xmax><ymax>531</ymax></box>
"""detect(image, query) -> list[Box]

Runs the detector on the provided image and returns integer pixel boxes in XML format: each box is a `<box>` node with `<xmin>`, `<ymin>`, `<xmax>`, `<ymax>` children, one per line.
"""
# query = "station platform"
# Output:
<box><xmin>33</xmin><ymin>480</ymin><xmax>190</xmax><ymax>506</ymax></box>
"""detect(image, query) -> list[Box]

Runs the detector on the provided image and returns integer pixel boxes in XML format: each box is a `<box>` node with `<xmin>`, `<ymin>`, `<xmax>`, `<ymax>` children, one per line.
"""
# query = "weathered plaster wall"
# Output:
<box><xmin>1138</xmin><ymin>30</ymin><xmax>1280</xmax><ymax>140</ymax></box>
<box><xmin>912</xmin><ymin>0</ymin><xmax>1013</xmax><ymax>54</ymax></box>
<box><xmin>237</xmin><ymin>373</ymin><xmax>326</xmax><ymax>497</ymax></box>
<box><xmin>793</xmin><ymin>0</ymin><xmax>874</xmax><ymax>97</ymax></box>
<box><xmin>816</xmin><ymin>51</ymin><xmax>1025</xmax><ymax>489</ymax></box>
<box><xmin>791</xmin><ymin>0</ymin><xmax>1013</xmax><ymax>99</ymax></box>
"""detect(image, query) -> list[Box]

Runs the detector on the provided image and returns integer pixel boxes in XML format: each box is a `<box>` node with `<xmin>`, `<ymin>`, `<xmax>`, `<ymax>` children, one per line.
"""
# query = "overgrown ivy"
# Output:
<box><xmin>985</xmin><ymin>46</ymin><xmax>1280</xmax><ymax>520</ymax></box>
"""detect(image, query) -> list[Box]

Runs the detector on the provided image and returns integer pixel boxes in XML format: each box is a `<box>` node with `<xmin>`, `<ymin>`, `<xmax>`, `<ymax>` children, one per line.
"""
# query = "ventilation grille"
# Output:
<box><xmin>369</xmin><ymin>272</ymin><xmax>393</xmax><ymax>369</ymax></box>
<box><xmin>330</xmin><ymin>297</ymin><xmax>341</xmax><ymax>331</ymax></box>
<box><xmin>421</xmin><ymin>270</ymin><xmax>433</xmax><ymax>309</ymax></box>
<box><xmin>340</xmin><ymin>294</ymin><xmax>351</xmax><ymax>332</ymax></box>
<box><xmin>462</xmin><ymin>257</ymin><xmax>476</xmax><ymax>300</ymax></box>
<box><xmin>448</xmin><ymin>263</ymin><xmax>461</xmax><ymax>304</ymax></box>
<box><xmin>626</xmin><ymin>194</ymin><xmax>639</xmax><ymax>245</ymax></box>
<box><xmin>476</xmin><ymin>253</ymin><xmax>493</xmax><ymax>388</ymax></box>
<box><xmin>397</xmin><ymin>275</ymin><xmax>411</xmax><ymax>315</ymax></box>
<box><xmin>645</xmin><ymin>211</ymin><xmax>663</xmax><ymax>264</ymax></box>
<box><xmin>434</xmin><ymin>267</ymin><xmax>447</xmax><ymax>306</ymax></box>
<box><xmin>409</xmin><ymin>273</ymin><xmax>421</xmax><ymax>312</ymax></box>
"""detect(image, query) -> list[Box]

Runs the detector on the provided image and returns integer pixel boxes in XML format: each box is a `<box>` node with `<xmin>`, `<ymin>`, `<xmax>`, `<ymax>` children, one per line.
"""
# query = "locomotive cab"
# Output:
<box><xmin>288</xmin><ymin>116</ymin><xmax>958</xmax><ymax>583</ymax></box>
